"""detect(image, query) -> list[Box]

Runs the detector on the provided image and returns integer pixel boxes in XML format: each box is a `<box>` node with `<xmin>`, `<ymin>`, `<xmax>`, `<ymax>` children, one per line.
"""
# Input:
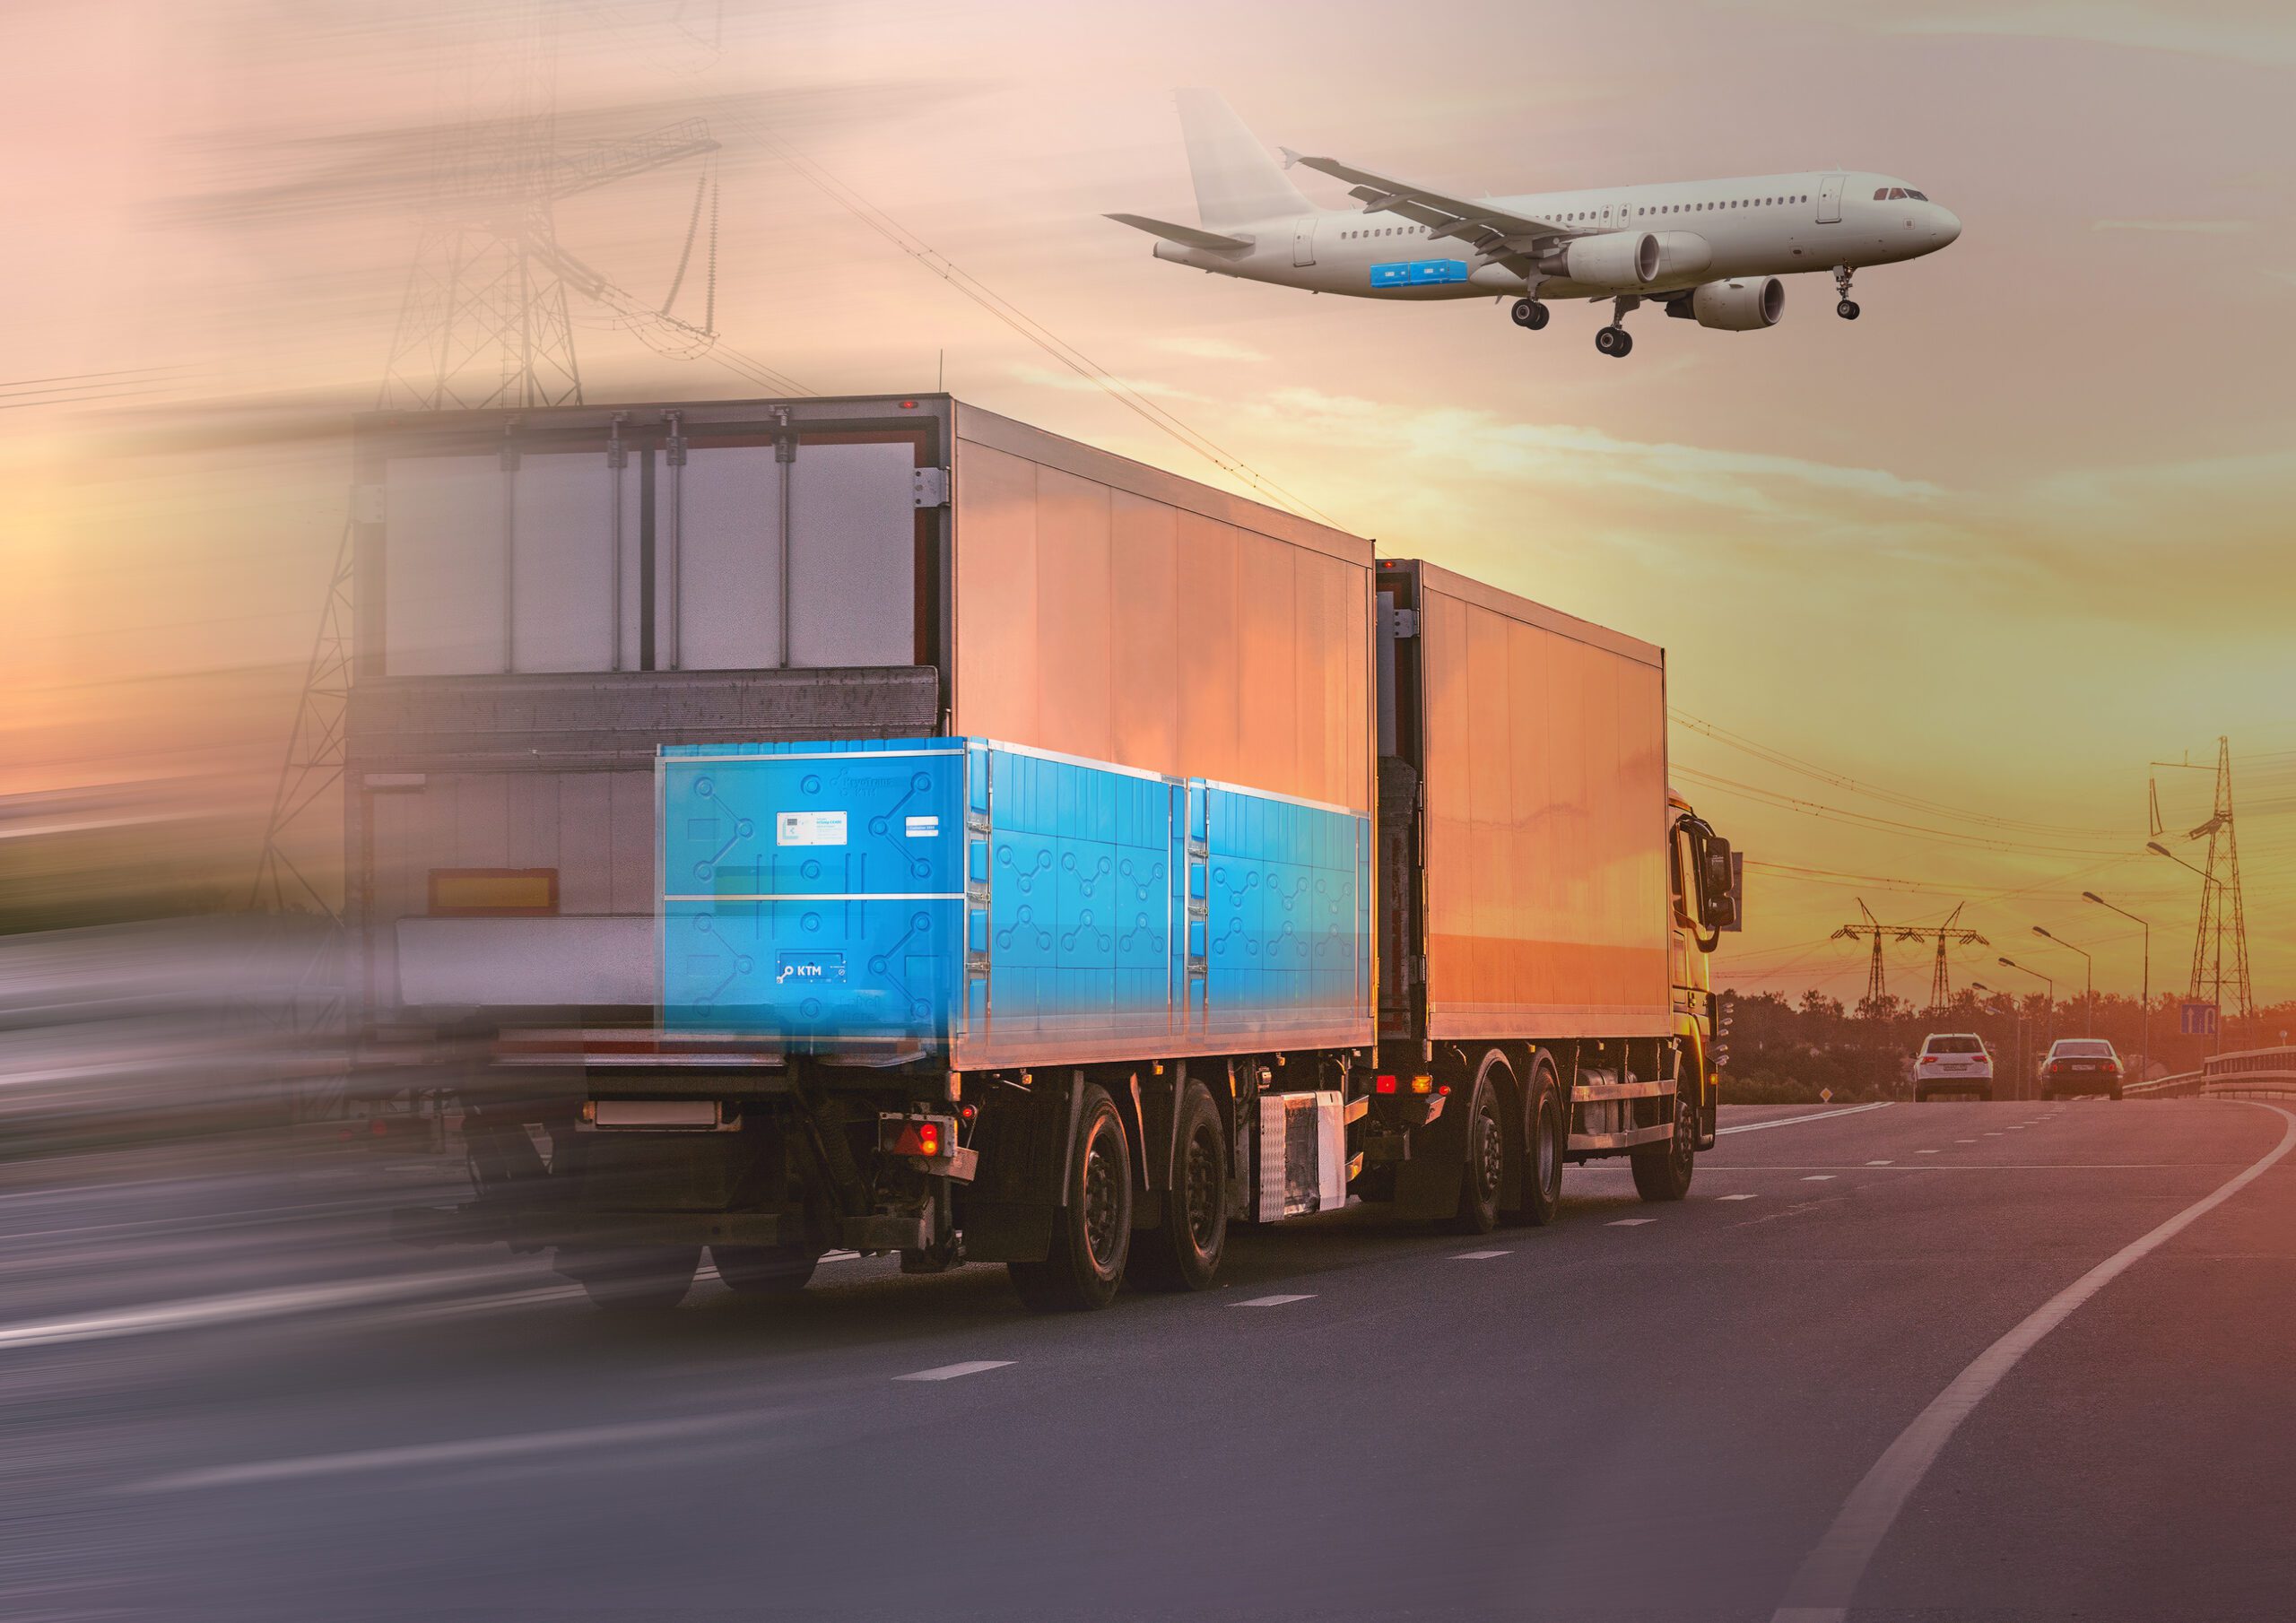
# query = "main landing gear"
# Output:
<box><xmin>1595</xmin><ymin>294</ymin><xmax>1639</xmax><ymax>358</ymax></box>
<box><xmin>1833</xmin><ymin>264</ymin><xmax>1861</xmax><ymax>321</ymax></box>
<box><xmin>1509</xmin><ymin>298</ymin><xmax>1550</xmax><ymax>330</ymax></box>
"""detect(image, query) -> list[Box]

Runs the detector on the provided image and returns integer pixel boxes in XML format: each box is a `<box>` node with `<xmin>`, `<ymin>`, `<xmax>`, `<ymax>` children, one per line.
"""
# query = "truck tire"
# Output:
<box><xmin>1450</xmin><ymin>1061</ymin><xmax>1508</xmax><ymax>1235</ymax></box>
<box><xmin>1631</xmin><ymin>1087</ymin><xmax>1697</xmax><ymax>1202</ymax></box>
<box><xmin>1009</xmin><ymin>1082</ymin><xmax>1132</xmax><ymax>1312</ymax></box>
<box><xmin>711</xmin><ymin>1244</ymin><xmax>818</xmax><ymax>1298</ymax></box>
<box><xmin>1507</xmin><ymin>1058</ymin><xmax>1565</xmax><ymax>1227</ymax></box>
<box><xmin>557</xmin><ymin>1245</ymin><xmax>700</xmax><ymax>1312</ymax></box>
<box><xmin>1128</xmin><ymin>1081</ymin><xmax>1228</xmax><ymax>1292</ymax></box>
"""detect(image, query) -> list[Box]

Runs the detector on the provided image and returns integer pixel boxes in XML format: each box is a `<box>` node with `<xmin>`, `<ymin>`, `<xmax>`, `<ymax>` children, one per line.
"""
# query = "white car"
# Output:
<box><xmin>1914</xmin><ymin>1033</ymin><xmax>1994</xmax><ymax>1101</ymax></box>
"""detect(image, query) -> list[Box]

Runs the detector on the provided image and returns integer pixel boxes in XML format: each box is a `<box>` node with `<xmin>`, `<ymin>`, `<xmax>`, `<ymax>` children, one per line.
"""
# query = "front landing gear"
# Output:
<box><xmin>1510</xmin><ymin>298</ymin><xmax>1550</xmax><ymax>330</ymax></box>
<box><xmin>1596</xmin><ymin>293</ymin><xmax>1640</xmax><ymax>358</ymax></box>
<box><xmin>1833</xmin><ymin>265</ymin><xmax>1861</xmax><ymax>320</ymax></box>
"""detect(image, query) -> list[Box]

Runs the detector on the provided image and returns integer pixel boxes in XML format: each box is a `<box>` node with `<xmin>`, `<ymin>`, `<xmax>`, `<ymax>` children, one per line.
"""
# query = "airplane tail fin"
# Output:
<box><xmin>1174</xmin><ymin>88</ymin><xmax>1312</xmax><ymax>230</ymax></box>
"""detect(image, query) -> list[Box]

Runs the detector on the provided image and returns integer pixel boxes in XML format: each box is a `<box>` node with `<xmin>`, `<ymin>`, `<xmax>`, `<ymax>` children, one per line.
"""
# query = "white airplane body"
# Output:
<box><xmin>1112</xmin><ymin>91</ymin><xmax>1961</xmax><ymax>355</ymax></box>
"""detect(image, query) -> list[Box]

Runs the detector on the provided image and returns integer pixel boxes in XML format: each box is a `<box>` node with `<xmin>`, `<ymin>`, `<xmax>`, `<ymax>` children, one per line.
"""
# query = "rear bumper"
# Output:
<box><xmin>2043</xmin><ymin>1073</ymin><xmax>2121</xmax><ymax>1095</ymax></box>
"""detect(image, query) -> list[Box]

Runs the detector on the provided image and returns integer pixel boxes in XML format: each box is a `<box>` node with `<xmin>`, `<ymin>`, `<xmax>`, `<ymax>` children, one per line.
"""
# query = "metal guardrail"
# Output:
<box><xmin>2126</xmin><ymin>1043</ymin><xmax>2296</xmax><ymax>1100</ymax></box>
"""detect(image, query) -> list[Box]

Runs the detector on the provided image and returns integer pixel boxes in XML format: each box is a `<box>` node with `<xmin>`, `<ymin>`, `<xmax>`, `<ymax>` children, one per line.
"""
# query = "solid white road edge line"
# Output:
<box><xmin>1768</xmin><ymin>1103</ymin><xmax>2296</xmax><ymax>1623</ymax></box>
<box><xmin>1718</xmin><ymin>1102</ymin><xmax>1894</xmax><ymax>1136</ymax></box>
<box><xmin>1232</xmin><ymin>1294</ymin><xmax>1315</xmax><ymax>1306</ymax></box>
<box><xmin>1452</xmin><ymin>1250</ymin><xmax>1510</xmax><ymax>1260</ymax></box>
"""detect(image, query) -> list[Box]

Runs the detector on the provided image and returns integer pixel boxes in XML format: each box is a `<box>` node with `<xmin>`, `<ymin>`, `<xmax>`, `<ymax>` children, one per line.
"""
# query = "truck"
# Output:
<box><xmin>359</xmin><ymin>393</ymin><xmax>1740</xmax><ymax>1311</ymax></box>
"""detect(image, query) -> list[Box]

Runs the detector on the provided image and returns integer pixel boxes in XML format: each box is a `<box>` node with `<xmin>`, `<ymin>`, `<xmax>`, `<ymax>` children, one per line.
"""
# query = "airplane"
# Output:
<box><xmin>1109</xmin><ymin>91</ymin><xmax>1961</xmax><ymax>357</ymax></box>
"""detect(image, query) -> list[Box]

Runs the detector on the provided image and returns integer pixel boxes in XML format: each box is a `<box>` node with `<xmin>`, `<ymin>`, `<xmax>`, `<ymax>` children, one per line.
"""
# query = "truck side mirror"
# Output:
<box><xmin>1701</xmin><ymin>838</ymin><xmax>1738</xmax><ymax>933</ymax></box>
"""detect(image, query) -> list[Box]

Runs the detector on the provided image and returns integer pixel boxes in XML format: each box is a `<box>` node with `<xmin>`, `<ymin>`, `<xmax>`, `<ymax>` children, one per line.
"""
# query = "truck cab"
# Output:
<box><xmin>1668</xmin><ymin>790</ymin><xmax>1739</xmax><ymax>1148</ymax></box>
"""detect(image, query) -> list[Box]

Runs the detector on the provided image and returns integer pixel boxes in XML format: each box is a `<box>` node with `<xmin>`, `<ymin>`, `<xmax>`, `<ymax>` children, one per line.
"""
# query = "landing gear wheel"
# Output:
<box><xmin>1450</xmin><ymin>1064</ymin><xmax>1508</xmax><ymax>1234</ymax></box>
<box><xmin>1510</xmin><ymin>299</ymin><xmax>1550</xmax><ymax>330</ymax></box>
<box><xmin>1837</xmin><ymin>299</ymin><xmax>1862</xmax><ymax>320</ymax></box>
<box><xmin>1595</xmin><ymin>325</ymin><xmax>1634</xmax><ymax>357</ymax></box>
<box><xmin>1128</xmin><ymin>1081</ymin><xmax>1229</xmax><ymax>1292</ymax></box>
<box><xmin>557</xmin><ymin>1245</ymin><xmax>700</xmax><ymax>1313</ymax></box>
<box><xmin>1506</xmin><ymin>1061</ymin><xmax>1565</xmax><ymax>1228</ymax></box>
<box><xmin>1009</xmin><ymin>1082</ymin><xmax>1132</xmax><ymax>1312</ymax></box>
<box><xmin>711</xmin><ymin>1243</ymin><xmax>818</xmax><ymax>1298</ymax></box>
<box><xmin>1631</xmin><ymin>1089</ymin><xmax>1697</xmax><ymax>1203</ymax></box>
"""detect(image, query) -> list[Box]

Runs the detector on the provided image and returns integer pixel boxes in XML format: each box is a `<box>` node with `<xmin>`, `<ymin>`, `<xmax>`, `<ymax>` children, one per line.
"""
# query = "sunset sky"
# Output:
<box><xmin>5</xmin><ymin>0</ymin><xmax>2292</xmax><ymax>1003</ymax></box>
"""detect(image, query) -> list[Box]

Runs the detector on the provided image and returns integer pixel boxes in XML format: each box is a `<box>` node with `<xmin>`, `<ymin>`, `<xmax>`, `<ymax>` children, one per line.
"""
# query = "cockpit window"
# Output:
<box><xmin>1904</xmin><ymin>188</ymin><xmax>1927</xmax><ymax>201</ymax></box>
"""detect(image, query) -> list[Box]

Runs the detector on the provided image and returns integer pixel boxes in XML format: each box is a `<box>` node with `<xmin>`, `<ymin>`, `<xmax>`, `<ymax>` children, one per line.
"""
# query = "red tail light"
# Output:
<box><xmin>1374</xmin><ymin>1073</ymin><xmax>1398</xmax><ymax>1095</ymax></box>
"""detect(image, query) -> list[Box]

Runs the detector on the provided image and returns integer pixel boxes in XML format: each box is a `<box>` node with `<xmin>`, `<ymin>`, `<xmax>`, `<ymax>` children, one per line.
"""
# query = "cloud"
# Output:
<box><xmin>2092</xmin><ymin>219</ymin><xmax>2254</xmax><ymax>234</ymax></box>
<box><xmin>1155</xmin><ymin>335</ymin><xmax>1269</xmax><ymax>363</ymax></box>
<box><xmin>1735</xmin><ymin>1</ymin><xmax>2296</xmax><ymax>66</ymax></box>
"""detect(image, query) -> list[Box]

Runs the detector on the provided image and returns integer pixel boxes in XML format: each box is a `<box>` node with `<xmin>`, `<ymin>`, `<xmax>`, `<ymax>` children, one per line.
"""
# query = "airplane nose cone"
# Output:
<box><xmin>1935</xmin><ymin>207</ymin><xmax>1961</xmax><ymax>247</ymax></box>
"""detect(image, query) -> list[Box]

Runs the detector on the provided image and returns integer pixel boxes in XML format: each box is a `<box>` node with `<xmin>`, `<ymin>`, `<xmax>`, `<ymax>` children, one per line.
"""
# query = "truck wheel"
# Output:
<box><xmin>1631</xmin><ymin>1088</ymin><xmax>1697</xmax><ymax>1202</ymax></box>
<box><xmin>558</xmin><ymin>1245</ymin><xmax>700</xmax><ymax>1312</ymax></box>
<box><xmin>1508</xmin><ymin>1060</ymin><xmax>1565</xmax><ymax>1227</ymax></box>
<box><xmin>1450</xmin><ymin>1063</ymin><xmax>1507</xmax><ymax>1234</ymax></box>
<box><xmin>1129</xmin><ymin>1081</ymin><xmax>1229</xmax><ymax>1292</ymax></box>
<box><xmin>711</xmin><ymin>1244</ymin><xmax>818</xmax><ymax>1298</ymax></box>
<box><xmin>1009</xmin><ymin>1082</ymin><xmax>1132</xmax><ymax>1312</ymax></box>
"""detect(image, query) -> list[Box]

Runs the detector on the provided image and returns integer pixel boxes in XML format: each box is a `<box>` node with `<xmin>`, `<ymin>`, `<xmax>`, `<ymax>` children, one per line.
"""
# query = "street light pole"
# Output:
<box><xmin>1996</xmin><ymin>957</ymin><xmax>2055</xmax><ymax>1097</ymax></box>
<box><xmin>2031</xmin><ymin>925</ymin><xmax>2094</xmax><ymax>1036</ymax></box>
<box><xmin>1970</xmin><ymin>981</ymin><xmax>2015</xmax><ymax>1089</ymax></box>
<box><xmin>2084</xmin><ymin>891</ymin><xmax>2150</xmax><ymax>1085</ymax></box>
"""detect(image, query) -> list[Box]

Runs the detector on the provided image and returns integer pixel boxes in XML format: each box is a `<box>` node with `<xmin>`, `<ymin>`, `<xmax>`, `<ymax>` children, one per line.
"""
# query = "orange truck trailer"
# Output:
<box><xmin>368</xmin><ymin>395</ymin><xmax>1741</xmax><ymax>1309</ymax></box>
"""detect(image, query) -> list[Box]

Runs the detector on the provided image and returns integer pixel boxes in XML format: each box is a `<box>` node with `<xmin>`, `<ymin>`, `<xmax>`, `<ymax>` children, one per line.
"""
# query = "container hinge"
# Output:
<box><xmin>1389</xmin><ymin>607</ymin><xmax>1419</xmax><ymax>639</ymax></box>
<box><xmin>665</xmin><ymin>410</ymin><xmax>688</xmax><ymax>467</ymax></box>
<box><xmin>776</xmin><ymin>434</ymin><xmax>797</xmax><ymax>465</ymax></box>
<box><xmin>911</xmin><ymin>466</ymin><xmax>949</xmax><ymax>508</ymax></box>
<box><xmin>351</xmin><ymin>483</ymin><xmax>386</xmax><ymax>525</ymax></box>
<box><xmin>1409</xmin><ymin>953</ymin><xmax>1428</xmax><ymax>986</ymax></box>
<box><xmin>606</xmin><ymin>411</ymin><xmax>628</xmax><ymax>470</ymax></box>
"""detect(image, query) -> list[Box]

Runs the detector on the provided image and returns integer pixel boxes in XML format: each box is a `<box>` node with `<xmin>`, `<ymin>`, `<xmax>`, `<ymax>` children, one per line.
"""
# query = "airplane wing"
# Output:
<box><xmin>1104</xmin><ymin>213</ymin><xmax>1255</xmax><ymax>252</ymax></box>
<box><xmin>1277</xmin><ymin>149</ymin><xmax>1567</xmax><ymax>262</ymax></box>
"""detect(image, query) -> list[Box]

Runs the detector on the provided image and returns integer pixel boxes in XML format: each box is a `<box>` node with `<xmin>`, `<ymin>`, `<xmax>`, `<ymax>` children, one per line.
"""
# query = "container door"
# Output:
<box><xmin>659</xmin><ymin>743</ymin><xmax>963</xmax><ymax>1046</ymax></box>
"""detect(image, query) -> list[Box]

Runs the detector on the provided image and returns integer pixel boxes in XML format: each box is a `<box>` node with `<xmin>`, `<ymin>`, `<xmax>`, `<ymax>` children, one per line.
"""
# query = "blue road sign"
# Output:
<box><xmin>2180</xmin><ymin>1000</ymin><xmax>2219</xmax><ymax>1037</ymax></box>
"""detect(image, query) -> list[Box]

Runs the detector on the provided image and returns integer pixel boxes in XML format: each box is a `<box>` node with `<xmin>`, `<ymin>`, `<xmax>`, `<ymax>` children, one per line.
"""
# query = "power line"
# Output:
<box><xmin>731</xmin><ymin>117</ymin><xmax>1347</xmax><ymax>531</ymax></box>
<box><xmin>1673</xmin><ymin>709</ymin><xmax>2130</xmax><ymax>838</ymax></box>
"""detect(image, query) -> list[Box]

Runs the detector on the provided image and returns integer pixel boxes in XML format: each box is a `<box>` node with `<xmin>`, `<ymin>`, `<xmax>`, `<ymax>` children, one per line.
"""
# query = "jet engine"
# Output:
<box><xmin>1683</xmin><ymin>276</ymin><xmax>1785</xmax><ymax>330</ymax></box>
<box><xmin>1543</xmin><ymin>230</ymin><xmax>1659</xmax><ymax>289</ymax></box>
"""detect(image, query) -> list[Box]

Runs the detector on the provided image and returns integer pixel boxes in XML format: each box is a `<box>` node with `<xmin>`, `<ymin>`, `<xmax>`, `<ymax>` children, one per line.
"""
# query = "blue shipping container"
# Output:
<box><xmin>659</xmin><ymin>738</ymin><xmax>1371</xmax><ymax>1068</ymax></box>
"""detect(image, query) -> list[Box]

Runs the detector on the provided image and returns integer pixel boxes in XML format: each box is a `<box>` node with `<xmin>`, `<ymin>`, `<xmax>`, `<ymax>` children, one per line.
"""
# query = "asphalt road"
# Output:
<box><xmin>4</xmin><ymin>1098</ymin><xmax>2291</xmax><ymax>1622</ymax></box>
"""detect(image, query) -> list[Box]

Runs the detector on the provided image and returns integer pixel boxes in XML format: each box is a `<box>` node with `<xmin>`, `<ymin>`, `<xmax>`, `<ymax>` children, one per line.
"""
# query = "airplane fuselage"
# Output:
<box><xmin>1152</xmin><ymin>169</ymin><xmax>1961</xmax><ymax>306</ymax></box>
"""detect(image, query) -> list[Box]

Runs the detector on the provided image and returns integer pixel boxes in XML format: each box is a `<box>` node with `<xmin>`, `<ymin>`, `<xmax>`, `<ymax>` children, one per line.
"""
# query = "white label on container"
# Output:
<box><xmin>905</xmin><ymin>814</ymin><xmax>940</xmax><ymax>838</ymax></box>
<box><xmin>776</xmin><ymin>811</ymin><xmax>848</xmax><ymax>847</ymax></box>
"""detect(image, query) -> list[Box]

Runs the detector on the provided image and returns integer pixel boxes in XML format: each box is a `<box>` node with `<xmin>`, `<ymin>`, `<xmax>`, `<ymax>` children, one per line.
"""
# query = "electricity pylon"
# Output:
<box><xmin>2155</xmin><ymin>737</ymin><xmax>2255</xmax><ymax>1039</ymax></box>
<box><xmin>1894</xmin><ymin>903</ymin><xmax>1987</xmax><ymax>1011</ymax></box>
<box><xmin>1833</xmin><ymin>900</ymin><xmax>1892</xmax><ymax>1009</ymax></box>
<box><xmin>246</xmin><ymin>0</ymin><xmax>730</xmax><ymax>1108</ymax></box>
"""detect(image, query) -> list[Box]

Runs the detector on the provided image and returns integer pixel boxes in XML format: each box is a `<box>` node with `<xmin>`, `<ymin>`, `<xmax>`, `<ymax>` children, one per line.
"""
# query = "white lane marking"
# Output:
<box><xmin>1718</xmin><ymin>1102</ymin><xmax>1893</xmax><ymax>1136</ymax></box>
<box><xmin>1718</xmin><ymin>1193</ymin><xmax>1759</xmax><ymax>1202</ymax></box>
<box><xmin>1866</xmin><ymin>1159</ymin><xmax>1895</xmax><ymax>1166</ymax></box>
<box><xmin>894</xmin><ymin>1359</ymin><xmax>1013</xmax><ymax>1383</ymax></box>
<box><xmin>1802</xmin><ymin>1175</ymin><xmax>1837</xmax><ymax>1182</ymax></box>
<box><xmin>1232</xmin><ymin>1294</ymin><xmax>1315</xmax><ymax>1307</ymax></box>
<box><xmin>1769</xmin><ymin>1104</ymin><xmax>2296</xmax><ymax>1623</ymax></box>
<box><xmin>2007</xmin><ymin>1126</ymin><xmax>2026</xmax><ymax>1132</ymax></box>
<box><xmin>0</xmin><ymin>1266</ymin><xmax>541</xmax><ymax>1352</ymax></box>
<box><xmin>1956</xmin><ymin>1139</ymin><xmax>1978</xmax><ymax>1144</ymax></box>
<box><xmin>1452</xmin><ymin>1249</ymin><xmax>1510</xmax><ymax>1260</ymax></box>
<box><xmin>127</xmin><ymin>1412</ymin><xmax>744</xmax><ymax>1494</ymax></box>
<box><xmin>1608</xmin><ymin>1218</ymin><xmax>1657</xmax><ymax>1227</ymax></box>
<box><xmin>1916</xmin><ymin>1150</ymin><xmax>1941</xmax><ymax>1155</ymax></box>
